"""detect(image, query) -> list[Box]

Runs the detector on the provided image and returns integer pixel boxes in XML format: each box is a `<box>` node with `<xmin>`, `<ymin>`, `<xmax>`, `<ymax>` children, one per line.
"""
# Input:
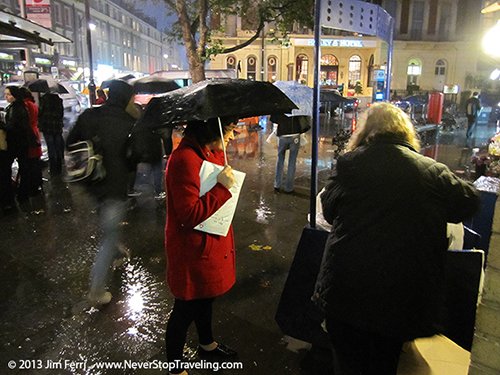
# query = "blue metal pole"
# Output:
<box><xmin>310</xmin><ymin>0</ymin><xmax>322</xmax><ymax>228</ymax></box>
<box><xmin>385</xmin><ymin>17</ymin><xmax>394</xmax><ymax>102</ymax></box>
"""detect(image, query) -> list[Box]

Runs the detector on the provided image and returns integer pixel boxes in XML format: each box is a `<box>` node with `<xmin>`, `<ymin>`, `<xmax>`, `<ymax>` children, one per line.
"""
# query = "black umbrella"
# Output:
<box><xmin>24</xmin><ymin>79</ymin><xmax>69</xmax><ymax>94</ymax></box>
<box><xmin>132</xmin><ymin>76</ymin><xmax>180</xmax><ymax>94</ymax></box>
<box><xmin>320</xmin><ymin>89</ymin><xmax>355</xmax><ymax>104</ymax></box>
<box><xmin>142</xmin><ymin>78</ymin><xmax>298</xmax><ymax>128</ymax></box>
<box><xmin>24</xmin><ymin>79</ymin><xmax>49</xmax><ymax>93</ymax></box>
<box><xmin>101</xmin><ymin>74</ymin><xmax>136</xmax><ymax>89</ymax></box>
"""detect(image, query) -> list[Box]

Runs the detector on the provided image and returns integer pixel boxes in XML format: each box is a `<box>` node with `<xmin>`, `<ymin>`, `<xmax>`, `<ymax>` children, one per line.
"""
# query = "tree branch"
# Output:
<box><xmin>220</xmin><ymin>19</ymin><xmax>265</xmax><ymax>54</ymax></box>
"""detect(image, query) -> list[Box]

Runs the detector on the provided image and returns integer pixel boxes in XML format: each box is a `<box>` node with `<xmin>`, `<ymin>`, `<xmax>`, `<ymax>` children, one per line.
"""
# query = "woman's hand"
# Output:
<box><xmin>217</xmin><ymin>165</ymin><xmax>235</xmax><ymax>189</ymax></box>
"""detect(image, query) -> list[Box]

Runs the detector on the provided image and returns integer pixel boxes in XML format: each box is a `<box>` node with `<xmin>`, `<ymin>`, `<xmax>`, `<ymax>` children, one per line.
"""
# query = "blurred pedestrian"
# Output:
<box><xmin>314</xmin><ymin>102</ymin><xmax>480</xmax><ymax>375</ymax></box>
<box><xmin>127</xmin><ymin>113</ymin><xmax>165</xmax><ymax>201</ymax></box>
<box><xmin>38</xmin><ymin>90</ymin><xmax>64</xmax><ymax>177</ymax></box>
<box><xmin>19</xmin><ymin>87</ymin><xmax>43</xmax><ymax>203</ymax></box>
<box><xmin>67</xmin><ymin>80</ymin><xmax>136</xmax><ymax>307</ymax></box>
<box><xmin>1</xmin><ymin>86</ymin><xmax>32</xmax><ymax>211</ymax></box>
<box><xmin>95</xmin><ymin>88</ymin><xmax>107</xmax><ymax>105</ymax></box>
<box><xmin>164</xmin><ymin>117</ymin><xmax>238</xmax><ymax>375</ymax></box>
<box><xmin>465</xmin><ymin>91</ymin><xmax>481</xmax><ymax>143</ymax></box>
<box><xmin>157</xmin><ymin>126</ymin><xmax>174</xmax><ymax>160</ymax></box>
<box><xmin>269</xmin><ymin>114</ymin><xmax>310</xmax><ymax>193</ymax></box>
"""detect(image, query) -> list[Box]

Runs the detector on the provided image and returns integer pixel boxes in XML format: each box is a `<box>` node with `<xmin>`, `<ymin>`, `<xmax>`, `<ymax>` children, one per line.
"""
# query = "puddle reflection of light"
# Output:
<box><xmin>128</xmin><ymin>289</ymin><xmax>144</xmax><ymax>317</ymax></box>
<box><xmin>255</xmin><ymin>197</ymin><xmax>274</xmax><ymax>224</ymax></box>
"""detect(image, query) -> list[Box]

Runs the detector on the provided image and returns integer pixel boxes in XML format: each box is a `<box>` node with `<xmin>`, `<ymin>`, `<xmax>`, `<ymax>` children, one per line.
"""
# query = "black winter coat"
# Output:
<box><xmin>314</xmin><ymin>135</ymin><xmax>479</xmax><ymax>341</ymax></box>
<box><xmin>3</xmin><ymin>100</ymin><xmax>31</xmax><ymax>158</ymax></box>
<box><xmin>38</xmin><ymin>94</ymin><xmax>64</xmax><ymax>134</ymax></box>
<box><xmin>67</xmin><ymin>103</ymin><xmax>135</xmax><ymax>201</ymax></box>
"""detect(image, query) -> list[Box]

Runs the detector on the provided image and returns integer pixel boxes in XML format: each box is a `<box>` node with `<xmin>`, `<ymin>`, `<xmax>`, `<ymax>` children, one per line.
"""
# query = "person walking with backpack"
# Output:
<box><xmin>67</xmin><ymin>80</ymin><xmax>136</xmax><ymax>307</ymax></box>
<box><xmin>466</xmin><ymin>91</ymin><xmax>481</xmax><ymax>144</ymax></box>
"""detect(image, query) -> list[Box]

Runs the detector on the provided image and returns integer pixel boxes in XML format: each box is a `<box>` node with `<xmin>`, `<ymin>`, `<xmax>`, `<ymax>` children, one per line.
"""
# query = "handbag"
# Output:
<box><xmin>64</xmin><ymin>139</ymin><xmax>106</xmax><ymax>183</ymax></box>
<box><xmin>0</xmin><ymin>128</ymin><xmax>7</xmax><ymax>151</ymax></box>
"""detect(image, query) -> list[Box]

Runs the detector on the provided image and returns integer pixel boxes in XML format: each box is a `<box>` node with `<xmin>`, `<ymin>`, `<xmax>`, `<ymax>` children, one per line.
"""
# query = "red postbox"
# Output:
<box><xmin>427</xmin><ymin>91</ymin><xmax>444</xmax><ymax>124</ymax></box>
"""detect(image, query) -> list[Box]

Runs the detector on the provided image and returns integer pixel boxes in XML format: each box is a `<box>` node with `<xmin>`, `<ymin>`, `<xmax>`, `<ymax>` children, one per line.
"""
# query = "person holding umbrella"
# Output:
<box><xmin>164</xmin><ymin>116</ymin><xmax>239</xmax><ymax>374</ymax></box>
<box><xmin>142</xmin><ymin>79</ymin><xmax>296</xmax><ymax>374</ymax></box>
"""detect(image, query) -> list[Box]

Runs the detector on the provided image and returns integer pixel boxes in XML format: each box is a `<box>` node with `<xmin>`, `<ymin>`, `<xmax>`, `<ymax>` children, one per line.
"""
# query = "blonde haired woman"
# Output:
<box><xmin>314</xmin><ymin>102</ymin><xmax>479</xmax><ymax>375</ymax></box>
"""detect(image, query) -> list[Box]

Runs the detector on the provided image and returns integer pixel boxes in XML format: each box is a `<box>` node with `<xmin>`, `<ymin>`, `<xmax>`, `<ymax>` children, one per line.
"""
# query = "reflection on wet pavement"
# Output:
<box><xmin>1</xmin><ymin>114</ymin><xmax>497</xmax><ymax>374</ymax></box>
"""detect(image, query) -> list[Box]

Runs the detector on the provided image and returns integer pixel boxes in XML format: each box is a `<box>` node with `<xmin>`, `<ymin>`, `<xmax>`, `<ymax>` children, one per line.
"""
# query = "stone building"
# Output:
<box><xmin>209</xmin><ymin>0</ymin><xmax>497</xmax><ymax>103</ymax></box>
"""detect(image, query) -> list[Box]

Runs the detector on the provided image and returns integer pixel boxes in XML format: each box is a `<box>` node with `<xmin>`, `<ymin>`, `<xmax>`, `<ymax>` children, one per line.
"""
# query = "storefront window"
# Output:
<box><xmin>267</xmin><ymin>56</ymin><xmax>277</xmax><ymax>82</ymax></box>
<box><xmin>247</xmin><ymin>56</ymin><xmax>257</xmax><ymax>81</ymax></box>
<box><xmin>320</xmin><ymin>54</ymin><xmax>338</xmax><ymax>86</ymax></box>
<box><xmin>296</xmin><ymin>54</ymin><xmax>309</xmax><ymax>84</ymax></box>
<box><xmin>348</xmin><ymin>55</ymin><xmax>362</xmax><ymax>89</ymax></box>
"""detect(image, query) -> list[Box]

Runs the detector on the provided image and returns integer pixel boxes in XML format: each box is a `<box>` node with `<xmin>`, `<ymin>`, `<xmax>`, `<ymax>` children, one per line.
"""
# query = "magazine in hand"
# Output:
<box><xmin>194</xmin><ymin>160</ymin><xmax>246</xmax><ymax>236</ymax></box>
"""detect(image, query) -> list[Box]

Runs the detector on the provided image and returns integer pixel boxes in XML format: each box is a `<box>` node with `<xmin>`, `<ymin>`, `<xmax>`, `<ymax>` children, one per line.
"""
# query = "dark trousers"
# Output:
<box><xmin>156</xmin><ymin>127</ymin><xmax>173</xmax><ymax>156</ymax></box>
<box><xmin>326</xmin><ymin>318</ymin><xmax>404</xmax><ymax>375</ymax></box>
<box><xmin>43</xmin><ymin>132</ymin><xmax>65</xmax><ymax>176</ymax></box>
<box><xmin>466</xmin><ymin>115</ymin><xmax>476</xmax><ymax>139</ymax></box>
<box><xmin>0</xmin><ymin>151</ymin><xmax>15</xmax><ymax>208</ymax></box>
<box><xmin>166</xmin><ymin>298</ymin><xmax>215</xmax><ymax>372</ymax></box>
<box><xmin>17</xmin><ymin>156</ymin><xmax>42</xmax><ymax>202</ymax></box>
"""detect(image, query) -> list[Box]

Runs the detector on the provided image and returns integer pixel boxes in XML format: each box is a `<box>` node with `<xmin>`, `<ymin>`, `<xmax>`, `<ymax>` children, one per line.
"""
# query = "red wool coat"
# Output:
<box><xmin>23</xmin><ymin>99</ymin><xmax>42</xmax><ymax>159</ymax></box>
<box><xmin>165</xmin><ymin>136</ymin><xmax>235</xmax><ymax>300</ymax></box>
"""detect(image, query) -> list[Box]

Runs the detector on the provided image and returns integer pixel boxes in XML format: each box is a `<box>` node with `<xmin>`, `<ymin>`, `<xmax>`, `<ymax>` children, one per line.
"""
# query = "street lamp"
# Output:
<box><xmin>85</xmin><ymin>0</ymin><xmax>96</xmax><ymax>105</ymax></box>
<box><xmin>482</xmin><ymin>20</ymin><xmax>500</xmax><ymax>58</ymax></box>
<box><xmin>163</xmin><ymin>53</ymin><xmax>169</xmax><ymax>70</ymax></box>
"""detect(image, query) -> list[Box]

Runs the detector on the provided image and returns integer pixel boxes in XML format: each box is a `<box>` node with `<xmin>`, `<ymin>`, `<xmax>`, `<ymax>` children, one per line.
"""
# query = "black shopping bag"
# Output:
<box><xmin>275</xmin><ymin>226</ymin><xmax>330</xmax><ymax>348</ymax></box>
<box><xmin>441</xmin><ymin>249</ymin><xmax>484</xmax><ymax>351</ymax></box>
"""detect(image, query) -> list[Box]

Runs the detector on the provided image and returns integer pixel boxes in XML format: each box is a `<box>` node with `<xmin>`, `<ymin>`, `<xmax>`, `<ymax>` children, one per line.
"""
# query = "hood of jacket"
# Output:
<box><xmin>106</xmin><ymin>80</ymin><xmax>134</xmax><ymax>109</ymax></box>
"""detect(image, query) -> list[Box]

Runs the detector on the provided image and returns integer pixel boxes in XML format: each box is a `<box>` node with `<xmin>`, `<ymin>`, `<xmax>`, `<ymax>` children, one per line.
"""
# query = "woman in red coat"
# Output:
<box><xmin>19</xmin><ymin>87</ymin><xmax>43</xmax><ymax>204</ymax></box>
<box><xmin>164</xmin><ymin>116</ymin><xmax>238</xmax><ymax>375</ymax></box>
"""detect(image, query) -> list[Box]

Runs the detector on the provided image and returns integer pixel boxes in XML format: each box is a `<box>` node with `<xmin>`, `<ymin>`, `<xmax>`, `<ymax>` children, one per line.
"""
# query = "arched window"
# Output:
<box><xmin>267</xmin><ymin>56</ymin><xmax>278</xmax><ymax>82</ymax></box>
<box><xmin>320</xmin><ymin>54</ymin><xmax>338</xmax><ymax>86</ymax></box>
<box><xmin>367</xmin><ymin>54</ymin><xmax>374</xmax><ymax>87</ymax></box>
<box><xmin>296</xmin><ymin>54</ymin><xmax>309</xmax><ymax>84</ymax></box>
<box><xmin>321</xmin><ymin>54</ymin><xmax>338</xmax><ymax>66</ymax></box>
<box><xmin>226</xmin><ymin>55</ymin><xmax>237</xmax><ymax>70</ymax></box>
<box><xmin>434</xmin><ymin>59</ymin><xmax>446</xmax><ymax>76</ymax></box>
<box><xmin>247</xmin><ymin>55</ymin><xmax>257</xmax><ymax>81</ymax></box>
<box><xmin>407</xmin><ymin>58</ymin><xmax>422</xmax><ymax>87</ymax></box>
<box><xmin>434</xmin><ymin>59</ymin><xmax>447</xmax><ymax>90</ymax></box>
<box><xmin>348</xmin><ymin>55</ymin><xmax>362</xmax><ymax>89</ymax></box>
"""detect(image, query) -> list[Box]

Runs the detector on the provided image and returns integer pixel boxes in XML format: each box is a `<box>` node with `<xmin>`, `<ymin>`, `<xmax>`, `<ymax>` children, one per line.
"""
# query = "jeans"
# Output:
<box><xmin>89</xmin><ymin>199</ymin><xmax>127</xmax><ymax>296</ymax></box>
<box><xmin>149</xmin><ymin>160</ymin><xmax>164</xmax><ymax>194</ymax></box>
<box><xmin>275</xmin><ymin>135</ymin><xmax>300</xmax><ymax>192</ymax></box>
<box><xmin>466</xmin><ymin>115</ymin><xmax>476</xmax><ymax>140</ymax></box>
<box><xmin>43</xmin><ymin>132</ymin><xmax>65</xmax><ymax>176</ymax></box>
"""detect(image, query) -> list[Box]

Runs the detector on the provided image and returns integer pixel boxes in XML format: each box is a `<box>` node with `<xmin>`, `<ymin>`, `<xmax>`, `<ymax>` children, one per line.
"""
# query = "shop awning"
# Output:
<box><xmin>0</xmin><ymin>10</ymin><xmax>71</xmax><ymax>48</ymax></box>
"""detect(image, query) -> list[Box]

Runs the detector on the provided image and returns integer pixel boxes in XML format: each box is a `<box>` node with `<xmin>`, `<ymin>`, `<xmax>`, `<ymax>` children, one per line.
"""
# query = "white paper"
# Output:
<box><xmin>194</xmin><ymin>160</ymin><xmax>246</xmax><ymax>236</ymax></box>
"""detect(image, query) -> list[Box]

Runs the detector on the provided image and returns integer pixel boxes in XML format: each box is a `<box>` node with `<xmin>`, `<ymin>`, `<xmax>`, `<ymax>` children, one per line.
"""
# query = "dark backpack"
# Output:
<box><xmin>127</xmin><ymin>119</ymin><xmax>163</xmax><ymax>164</ymax></box>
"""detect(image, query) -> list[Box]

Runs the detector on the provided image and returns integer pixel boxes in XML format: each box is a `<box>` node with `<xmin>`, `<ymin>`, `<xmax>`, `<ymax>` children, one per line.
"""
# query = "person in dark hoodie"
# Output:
<box><xmin>67</xmin><ymin>80</ymin><xmax>136</xmax><ymax>306</ymax></box>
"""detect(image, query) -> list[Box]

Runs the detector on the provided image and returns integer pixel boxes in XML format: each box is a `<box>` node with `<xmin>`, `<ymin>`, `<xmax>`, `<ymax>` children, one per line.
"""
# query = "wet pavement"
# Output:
<box><xmin>0</xmin><ymin>115</ymin><xmax>497</xmax><ymax>375</ymax></box>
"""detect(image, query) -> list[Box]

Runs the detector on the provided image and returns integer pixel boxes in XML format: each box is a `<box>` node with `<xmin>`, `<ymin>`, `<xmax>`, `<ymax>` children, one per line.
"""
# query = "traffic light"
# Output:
<box><xmin>19</xmin><ymin>49</ymin><xmax>26</xmax><ymax>62</ymax></box>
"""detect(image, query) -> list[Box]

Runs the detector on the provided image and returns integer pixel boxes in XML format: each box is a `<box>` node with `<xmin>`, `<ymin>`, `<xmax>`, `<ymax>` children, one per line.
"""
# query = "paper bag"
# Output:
<box><xmin>194</xmin><ymin>160</ymin><xmax>245</xmax><ymax>236</ymax></box>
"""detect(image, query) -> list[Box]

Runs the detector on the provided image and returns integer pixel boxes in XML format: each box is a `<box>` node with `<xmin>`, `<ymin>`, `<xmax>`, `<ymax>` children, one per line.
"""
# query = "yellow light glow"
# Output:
<box><xmin>482</xmin><ymin>20</ymin><xmax>500</xmax><ymax>58</ymax></box>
